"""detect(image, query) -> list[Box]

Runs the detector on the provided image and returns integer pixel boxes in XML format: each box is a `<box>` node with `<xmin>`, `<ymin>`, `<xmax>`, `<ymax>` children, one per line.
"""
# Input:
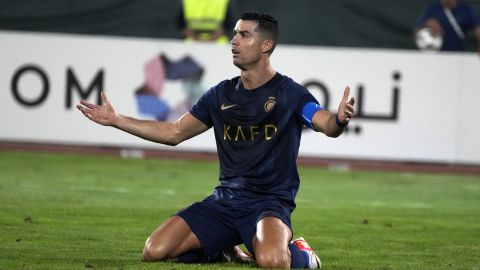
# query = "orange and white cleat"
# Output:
<box><xmin>291</xmin><ymin>237</ymin><xmax>321</xmax><ymax>269</ymax></box>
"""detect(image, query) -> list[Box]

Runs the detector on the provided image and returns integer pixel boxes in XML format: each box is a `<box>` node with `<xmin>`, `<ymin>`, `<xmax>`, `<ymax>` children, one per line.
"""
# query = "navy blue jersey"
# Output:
<box><xmin>415</xmin><ymin>2</ymin><xmax>480</xmax><ymax>51</ymax></box>
<box><xmin>190</xmin><ymin>73</ymin><xmax>318</xmax><ymax>208</ymax></box>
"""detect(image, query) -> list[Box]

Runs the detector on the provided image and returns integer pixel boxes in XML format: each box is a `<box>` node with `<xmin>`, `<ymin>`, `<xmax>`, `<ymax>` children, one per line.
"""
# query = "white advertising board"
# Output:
<box><xmin>1</xmin><ymin>31</ymin><xmax>479</xmax><ymax>164</ymax></box>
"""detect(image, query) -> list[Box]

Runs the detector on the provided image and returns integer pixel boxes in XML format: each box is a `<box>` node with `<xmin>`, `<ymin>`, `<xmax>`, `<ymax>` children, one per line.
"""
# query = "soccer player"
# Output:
<box><xmin>77</xmin><ymin>11</ymin><xmax>354</xmax><ymax>269</ymax></box>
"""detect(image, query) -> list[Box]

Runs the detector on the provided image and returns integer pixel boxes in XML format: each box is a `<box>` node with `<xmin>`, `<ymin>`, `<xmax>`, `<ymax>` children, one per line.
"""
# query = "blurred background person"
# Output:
<box><xmin>177</xmin><ymin>0</ymin><xmax>234</xmax><ymax>44</ymax></box>
<box><xmin>414</xmin><ymin>0</ymin><xmax>480</xmax><ymax>52</ymax></box>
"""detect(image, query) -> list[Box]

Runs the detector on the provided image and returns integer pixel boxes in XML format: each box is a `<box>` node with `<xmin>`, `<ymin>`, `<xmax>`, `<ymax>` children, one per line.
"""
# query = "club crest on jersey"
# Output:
<box><xmin>264</xmin><ymin>97</ymin><xmax>276</xmax><ymax>112</ymax></box>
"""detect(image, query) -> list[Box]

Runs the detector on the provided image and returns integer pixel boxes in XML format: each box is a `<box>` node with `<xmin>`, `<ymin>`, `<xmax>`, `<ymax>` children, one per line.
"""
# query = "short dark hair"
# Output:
<box><xmin>239</xmin><ymin>11</ymin><xmax>279</xmax><ymax>54</ymax></box>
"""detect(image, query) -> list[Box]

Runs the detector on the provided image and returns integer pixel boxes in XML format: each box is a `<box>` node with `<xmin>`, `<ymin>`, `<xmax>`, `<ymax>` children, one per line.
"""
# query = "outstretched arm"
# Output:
<box><xmin>77</xmin><ymin>92</ymin><xmax>209</xmax><ymax>146</ymax></box>
<box><xmin>312</xmin><ymin>86</ymin><xmax>355</xmax><ymax>137</ymax></box>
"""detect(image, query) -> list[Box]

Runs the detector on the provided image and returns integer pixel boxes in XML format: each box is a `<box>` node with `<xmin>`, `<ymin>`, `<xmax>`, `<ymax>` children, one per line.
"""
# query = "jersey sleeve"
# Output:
<box><xmin>300</xmin><ymin>102</ymin><xmax>325</xmax><ymax>129</ymax></box>
<box><xmin>189</xmin><ymin>88</ymin><xmax>214</xmax><ymax>128</ymax></box>
<box><xmin>294</xmin><ymin>84</ymin><xmax>322</xmax><ymax>128</ymax></box>
<box><xmin>295</xmin><ymin>88</ymin><xmax>320</xmax><ymax>117</ymax></box>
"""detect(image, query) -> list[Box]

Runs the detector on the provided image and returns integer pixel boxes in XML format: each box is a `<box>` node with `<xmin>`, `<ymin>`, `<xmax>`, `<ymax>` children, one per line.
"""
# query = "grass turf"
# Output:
<box><xmin>0</xmin><ymin>151</ymin><xmax>479</xmax><ymax>270</ymax></box>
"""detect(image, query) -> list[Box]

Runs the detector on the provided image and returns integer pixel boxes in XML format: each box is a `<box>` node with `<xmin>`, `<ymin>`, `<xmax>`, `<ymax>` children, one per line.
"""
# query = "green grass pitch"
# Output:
<box><xmin>0</xmin><ymin>151</ymin><xmax>479</xmax><ymax>270</ymax></box>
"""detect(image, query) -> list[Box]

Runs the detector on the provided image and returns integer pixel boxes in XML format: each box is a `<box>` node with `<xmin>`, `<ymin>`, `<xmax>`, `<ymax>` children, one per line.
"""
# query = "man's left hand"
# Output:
<box><xmin>337</xmin><ymin>86</ymin><xmax>355</xmax><ymax>125</ymax></box>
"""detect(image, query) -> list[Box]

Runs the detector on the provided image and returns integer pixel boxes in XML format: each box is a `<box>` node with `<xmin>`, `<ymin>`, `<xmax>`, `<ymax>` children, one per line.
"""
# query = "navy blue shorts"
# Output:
<box><xmin>176</xmin><ymin>193</ymin><xmax>293</xmax><ymax>256</ymax></box>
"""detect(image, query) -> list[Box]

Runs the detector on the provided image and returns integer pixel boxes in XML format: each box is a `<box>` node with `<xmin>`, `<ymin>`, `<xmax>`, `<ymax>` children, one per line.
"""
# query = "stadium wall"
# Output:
<box><xmin>1</xmin><ymin>0</ymin><xmax>480</xmax><ymax>50</ymax></box>
<box><xmin>1</xmin><ymin>31</ymin><xmax>479</xmax><ymax>165</ymax></box>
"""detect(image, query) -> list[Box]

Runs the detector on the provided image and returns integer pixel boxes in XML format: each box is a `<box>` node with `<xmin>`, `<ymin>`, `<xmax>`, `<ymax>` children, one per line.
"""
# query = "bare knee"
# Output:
<box><xmin>143</xmin><ymin>216</ymin><xmax>201</xmax><ymax>262</ymax></box>
<box><xmin>143</xmin><ymin>236</ymin><xmax>169</xmax><ymax>262</ymax></box>
<box><xmin>256</xmin><ymin>250</ymin><xmax>291</xmax><ymax>269</ymax></box>
<box><xmin>253</xmin><ymin>217</ymin><xmax>293</xmax><ymax>268</ymax></box>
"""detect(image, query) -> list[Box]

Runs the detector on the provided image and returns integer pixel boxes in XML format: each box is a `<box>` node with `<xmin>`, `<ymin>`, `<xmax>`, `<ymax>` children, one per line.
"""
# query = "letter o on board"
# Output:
<box><xmin>11</xmin><ymin>65</ymin><xmax>49</xmax><ymax>107</ymax></box>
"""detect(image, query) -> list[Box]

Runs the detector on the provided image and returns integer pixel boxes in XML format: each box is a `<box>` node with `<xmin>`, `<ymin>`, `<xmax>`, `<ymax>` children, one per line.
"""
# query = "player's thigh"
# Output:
<box><xmin>143</xmin><ymin>215</ymin><xmax>201</xmax><ymax>260</ymax></box>
<box><xmin>252</xmin><ymin>216</ymin><xmax>292</xmax><ymax>268</ymax></box>
<box><xmin>239</xmin><ymin>200</ymin><xmax>293</xmax><ymax>254</ymax></box>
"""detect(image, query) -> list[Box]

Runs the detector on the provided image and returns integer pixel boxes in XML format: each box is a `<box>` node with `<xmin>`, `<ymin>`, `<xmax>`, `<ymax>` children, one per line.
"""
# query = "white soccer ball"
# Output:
<box><xmin>415</xmin><ymin>27</ymin><xmax>443</xmax><ymax>51</ymax></box>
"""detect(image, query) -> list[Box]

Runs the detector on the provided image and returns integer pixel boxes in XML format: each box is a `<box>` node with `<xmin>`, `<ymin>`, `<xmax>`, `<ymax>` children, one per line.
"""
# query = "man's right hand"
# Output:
<box><xmin>77</xmin><ymin>92</ymin><xmax>118</xmax><ymax>126</ymax></box>
<box><xmin>77</xmin><ymin>91</ymin><xmax>208</xmax><ymax>146</ymax></box>
<box><xmin>424</xmin><ymin>18</ymin><xmax>443</xmax><ymax>36</ymax></box>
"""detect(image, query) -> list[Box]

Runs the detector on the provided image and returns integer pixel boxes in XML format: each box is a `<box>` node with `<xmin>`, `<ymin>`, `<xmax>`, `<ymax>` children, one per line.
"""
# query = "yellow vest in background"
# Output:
<box><xmin>183</xmin><ymin>0</ymin><xmax>229</xmax><ymax>44</ymax></box>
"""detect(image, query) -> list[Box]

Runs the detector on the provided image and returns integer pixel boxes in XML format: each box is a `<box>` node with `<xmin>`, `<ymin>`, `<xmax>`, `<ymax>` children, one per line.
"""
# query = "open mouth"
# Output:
<box><xmin>231</xmin><ymin>49</ymin><xmax>239</xmax><ymax>57</ymax></box>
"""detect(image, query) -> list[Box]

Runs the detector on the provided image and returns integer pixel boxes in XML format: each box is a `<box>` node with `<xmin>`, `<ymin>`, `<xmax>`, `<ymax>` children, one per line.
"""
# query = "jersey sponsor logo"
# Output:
<box><xmin>221</xmin><ymin>103</ymin><xmax>237</xmax><ymax>110</ymax></box>
<box><xmin>224</xmin><ymin>124</ymin><xmax>278</xmax><ymax>141</ymax></box>
<box><xmin>264</xmin><ymin>97</ymin><xmax>276</xmax><ymax>112</ymax></box>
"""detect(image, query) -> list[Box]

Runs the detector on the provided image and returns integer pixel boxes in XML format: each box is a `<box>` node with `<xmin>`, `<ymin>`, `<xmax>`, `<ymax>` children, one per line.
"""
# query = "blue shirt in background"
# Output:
<box><xmin>415</xmin><ymin>1</ymin><xmax>480</xmax><ymax>51</ymax></box>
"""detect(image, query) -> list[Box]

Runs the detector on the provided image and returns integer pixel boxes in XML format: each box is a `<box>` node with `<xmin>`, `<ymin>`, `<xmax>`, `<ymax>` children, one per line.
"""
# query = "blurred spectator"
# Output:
<box><xmin>414</xmin><ymin>0</ymin><xmax>480</xmax><ymax>52</ymax></box>
<box><xmin>177</xmin><ymin>0</ymin><xmax>234</xmax><ymax>44</ymax></box>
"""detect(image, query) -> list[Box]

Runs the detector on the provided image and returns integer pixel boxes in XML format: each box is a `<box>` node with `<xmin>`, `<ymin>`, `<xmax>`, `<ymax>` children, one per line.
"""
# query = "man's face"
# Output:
<box><xmin>231</xmin><ymin>19</ymin><xmax>266</xmax><ymax>70</ymax></box>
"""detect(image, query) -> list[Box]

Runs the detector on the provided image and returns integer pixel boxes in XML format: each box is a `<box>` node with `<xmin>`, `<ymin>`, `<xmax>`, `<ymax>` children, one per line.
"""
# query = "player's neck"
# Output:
<box><xmin>240</xmin><ymin>62</ymin><xmax>276</xmax><ymax>90</ymax></box>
